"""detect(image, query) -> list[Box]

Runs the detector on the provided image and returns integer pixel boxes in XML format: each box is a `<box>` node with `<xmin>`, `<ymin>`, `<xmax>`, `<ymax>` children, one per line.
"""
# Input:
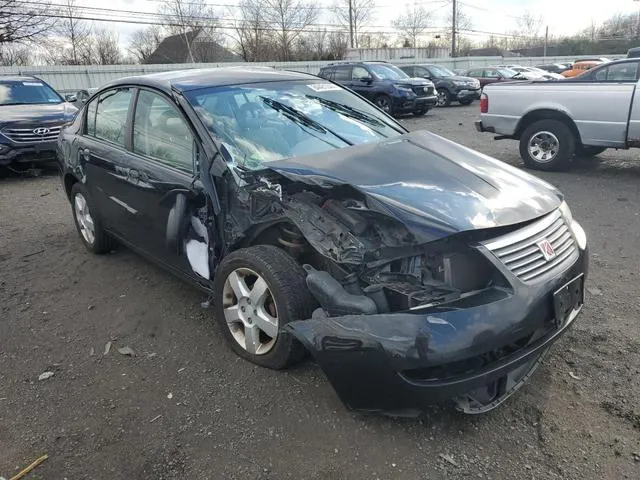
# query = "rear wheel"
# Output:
<box><xmin>374</xmin><ymin>94</ymin><xmax>393</xmax><ymax>115</ymax></box>
<box><xmin>213</xmin><ymin>245</ymin><xmax>316</xmax><ymax>370</ymax></box>
<box><xmin>519</xmin><ymin>119</ymin><xmax>575</xmax><ymax>171</ymax></box>
<box><xmin>70</xmin><ymin>183</ymin><xmax>114</xmax><ymax>254</ymax></box>
<box><xmin>436</xmin><ymin>88</ymin><xmax>451</xmax><ymax>107</ymax></box>
<box><xmin>576</xmin><ymin>145</ymin><xmax>607</xmax><ymax>158</ymax></box>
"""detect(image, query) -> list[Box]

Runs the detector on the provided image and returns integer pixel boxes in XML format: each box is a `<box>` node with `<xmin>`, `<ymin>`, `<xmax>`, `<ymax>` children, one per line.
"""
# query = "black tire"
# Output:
<box><xmin>576</xmin><ymin>145</ymin><xmax>607</xmax><ymax>158</ymax></box>
<box><xmin>374</xmin><ymin>94</ymin><xmax>393</xmax><ymax>115</ymax></box>
<box><xmin>459</xmin><ymin>98</ymin><xmax>474</xmax><ymax>106</ymax></box>
<box><xmin>519</xmin><ymin>119</ymin><xmax>576</xmax><ymax>171</ymax></box>
<box><xmin>413</xmin><ymin>108</ymin><xmax>428</xmax><ymax>116</ymax></box>
<box><xmin>212</xmin><ymin>245</ymin><xmax>317</xmax><ymax>370</ymax></box>
<box><xmin>70</xmin><ymin>183</ymin><xmax>115</xmax><ymax>254</ymax></box>
<box><xmin>436</xmin><ymin>88</ymin><xmax>451</xmax><ymax>107</ymax></box>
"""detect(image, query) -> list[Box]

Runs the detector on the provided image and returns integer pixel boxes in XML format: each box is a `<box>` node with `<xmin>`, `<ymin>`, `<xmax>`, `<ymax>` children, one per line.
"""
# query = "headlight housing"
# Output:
<box><xmin>560</xmin><ymin>201</ymin><xmax>587</xmax><ymax>250</ymax></box>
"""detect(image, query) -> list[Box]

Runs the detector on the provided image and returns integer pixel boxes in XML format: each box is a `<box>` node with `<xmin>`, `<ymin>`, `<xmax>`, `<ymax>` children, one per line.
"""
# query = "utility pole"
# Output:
<box><xmin>451</xmin><ymin>0</ymin><xmax>457</xmax><ymax>57</ymax></box>
<box><xmin>543</xmin><ymin>26</ymin><xmax>548</xmax><ymax>58</ymax></box>
<box><xmin>348</xmin><ymin>0</ymin><xmax>354</xmax><ymax>49</ymax></box>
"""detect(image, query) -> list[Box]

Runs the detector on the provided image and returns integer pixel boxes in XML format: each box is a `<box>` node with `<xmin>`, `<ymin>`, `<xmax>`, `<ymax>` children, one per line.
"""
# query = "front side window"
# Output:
<box><xmin>94</xmin><ymin>88</ymin><xmax>132</xmax><ymax>147</ymax></box>
<box><xmin>133</xmin><ymin>90</ymin><xmax>194</xmax><ymax>173</ymax></box>
<box><xmin>352</xmin><ymin>66</ymin><xmax>370</xmax><ymax>80</ymax></box>
<box><xmin>0</xmin><ymin>80</ymin><xmax>62</xmax><ymax>106</ymax></box>
<box><xmin>367</xmin><ymin>64</ymin><xmax>408</xmax><ymax>80</ymax></box>
<box><xmin>185</xmin><ymin>80</ymin><xmax>404</xmax><ymax>170</ymax></box>
<box><xmin>594</xmin><ymin>62</ymin><xmax>638</xmax><ymax>82</ymax></box>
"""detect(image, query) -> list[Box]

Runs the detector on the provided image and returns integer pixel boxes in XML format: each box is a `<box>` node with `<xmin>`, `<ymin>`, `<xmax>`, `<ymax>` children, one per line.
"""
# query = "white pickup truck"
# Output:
<box><xmin>475</xmin><ymin>58</ymin><xmax>640</xmax><ymax>170</ymax></box>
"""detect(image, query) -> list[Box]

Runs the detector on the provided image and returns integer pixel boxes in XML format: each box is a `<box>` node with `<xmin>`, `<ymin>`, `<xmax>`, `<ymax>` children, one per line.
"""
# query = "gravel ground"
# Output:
<box><xmin>1</xmin><ymin>104</ymin><xmax>639</xmax><ymax>479</ymax></box>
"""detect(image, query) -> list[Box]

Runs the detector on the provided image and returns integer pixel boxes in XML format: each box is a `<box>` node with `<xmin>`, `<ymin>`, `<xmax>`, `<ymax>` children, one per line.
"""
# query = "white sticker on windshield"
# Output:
<box><xmin>307</xmin><ymin>83</ymin><xmax>341</xmax><ymax>92</ymax></box>
<box><xmin>23</xmin><ymin>82</ymin><xmax>43</xmax><ymax>86</ymax></box>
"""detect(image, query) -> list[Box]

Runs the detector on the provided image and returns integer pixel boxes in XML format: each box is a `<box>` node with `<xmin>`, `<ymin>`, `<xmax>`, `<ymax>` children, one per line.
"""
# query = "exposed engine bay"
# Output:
<box><xmin>219</xmin><ymin>171</ymin><xmax>505</xmax><ymax>317</ymax></box>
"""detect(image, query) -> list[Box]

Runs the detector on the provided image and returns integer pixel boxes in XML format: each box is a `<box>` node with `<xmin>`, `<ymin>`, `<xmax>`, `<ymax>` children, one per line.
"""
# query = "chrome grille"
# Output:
<box><xmin>412</xmin><ymin>86</ymin><xmax>433</xmax><ymax>96</ymax></box>
<box><xmin>483</xmin><ymin>210</ymin><xmax>578</xmax><ymax>283</ymax></box>
<box><xmin>2</xmin><ymin>125</ymin><xmax>62</xmax><ymax>143</ymax></box>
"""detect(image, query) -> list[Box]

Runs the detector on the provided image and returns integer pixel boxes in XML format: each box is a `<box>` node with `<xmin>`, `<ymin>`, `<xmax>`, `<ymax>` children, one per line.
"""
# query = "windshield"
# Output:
<box><xmin>428</xmin><ymin>65</ymin><xmax>456</xmax><ymax>77</ymax></box>
<box><xmin>185</xmin><ymin>80</ymin><xmax>404</xmax><ymax>170</ymax></box>
<box><xmin>499</xmin><ymin>69</ymin><xmax>519</xmax><ymax>78</ymax></box>
<box><xmin>0</xmin><ymin>80</ymin><xmax>62</xmax><ymax>106</ymax></box>
<box><xmin>367</xmin><ymin>64</ymin><xmax>408</xmax><ymax>80</ymax></box>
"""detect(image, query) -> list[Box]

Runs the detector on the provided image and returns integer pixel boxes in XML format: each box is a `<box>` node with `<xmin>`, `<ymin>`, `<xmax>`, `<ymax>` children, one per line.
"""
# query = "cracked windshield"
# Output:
<box><xmin>185</xmin><ymin>81</ymin><xmax>403</xmax><ymax>169</ymax></box>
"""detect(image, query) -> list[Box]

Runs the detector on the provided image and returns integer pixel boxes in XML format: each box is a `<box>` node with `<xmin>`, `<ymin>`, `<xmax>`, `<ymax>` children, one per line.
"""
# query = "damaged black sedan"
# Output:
<box><xmin>57</xmin><ymin>68</ymin><xmax>588</xmax><ymax>414</ymax></box>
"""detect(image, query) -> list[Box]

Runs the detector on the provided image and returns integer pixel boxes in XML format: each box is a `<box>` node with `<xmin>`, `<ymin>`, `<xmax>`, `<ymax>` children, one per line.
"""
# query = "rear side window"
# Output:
<box><xmin>333</xmin><ymin>66</ymin><xmax>351</xmax><ymax>81</ymax></box>
<box><xmin>133</xmin><ymin>90</ymin><xmax>194</xmax><ymax>173</ymax></box>
<box><xmin>594</xmin><ymin>62</ymin><xmax>638</xmax><ymax>82</ymax></box>
<box><xmin>320</xmin><ymin>68</ymin><xmax>334</xmax><ymax>80</ymax></box>
<box><xmin>93</xmin><ymin>89</ymin><xmax>132</xmax><ymax>147</ymax></box>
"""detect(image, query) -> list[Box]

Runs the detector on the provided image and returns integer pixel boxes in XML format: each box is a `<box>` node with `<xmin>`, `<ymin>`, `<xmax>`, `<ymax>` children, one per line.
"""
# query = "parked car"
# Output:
<box><xmin>74</xmin><ymin>87</ymin><xmax>98</xmax><ymax>108</ymax></box>
<box><xmin>463</xmin><ymin>67</ymin><xmax>524</xmax><ymax>88</ymax></box>
<box><xmin>561</xmin><ymin>61</ymin><xmax>602</xmax><ymax>78</ymax></box>
<box><xmin>57</xmin><ymin>67</ymin><xmax>588</xmax><ymax>415</ymax></box>
<box><xmin>0</xmin><ymin>75</ymin><xmax>78</xmax><ymax>172</ymax></box>
<box><xmin>498</xmin><ymin>65</ymin><xmax>564</xmax><ymax>80</ymax></box>
<box><xmin>475</xmin><ymin>58</ymin><xmax>640</xmax><ymax>170</ymax></box>
<box><xmin>628</xmin><ymin>47</ymin><xmax>640</xmax><ymax>58</ymax></box>
<box><xmin>536</xmin><ymin>64</ymin><xmax>570</xmax><ymax>74</ymax></box>
<box><xmin>318</xmin><ymin>61</ymin><xmax>437</xmax><ymax>116</ymax></box>
<box><xmin>398</xmin><ymin>64</ymin><xmax>481</xmax><ymax>106</ymax></box>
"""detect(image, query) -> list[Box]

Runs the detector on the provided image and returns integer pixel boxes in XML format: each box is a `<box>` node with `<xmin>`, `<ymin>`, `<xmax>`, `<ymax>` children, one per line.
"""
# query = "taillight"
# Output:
<box><xmin>480</xmin><ymin>93</ymin><xmax>488</xmax><ymax>113</ymax></box>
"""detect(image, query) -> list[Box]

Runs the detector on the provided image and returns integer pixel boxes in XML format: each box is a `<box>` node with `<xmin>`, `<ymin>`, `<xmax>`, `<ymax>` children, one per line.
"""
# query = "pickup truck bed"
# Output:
<box><xmin>475</xmin><ymin>58</ymin><xmax>640</xmax><ymax>171</ymax></box>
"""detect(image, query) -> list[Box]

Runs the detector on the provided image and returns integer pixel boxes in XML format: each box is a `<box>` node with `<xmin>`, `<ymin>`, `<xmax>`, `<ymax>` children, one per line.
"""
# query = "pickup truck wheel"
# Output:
<box><xmin>520</xmin><ymin>120</ymin><xmax>575</xmax><ymax>171</ymax></box>
<box><xmin>437</xmin><ymin>89</ymin><xmax>451</xmax><ymax>107</ymax></box>
<box><xmin>576</xmin><ymin>145</ymin><xmax>607</xmax><ymax>158</ymax></box>
<box><xmin>213</xmin><ymin>245</ymin><xmax>316</xmax><ymax>370</ymax></box>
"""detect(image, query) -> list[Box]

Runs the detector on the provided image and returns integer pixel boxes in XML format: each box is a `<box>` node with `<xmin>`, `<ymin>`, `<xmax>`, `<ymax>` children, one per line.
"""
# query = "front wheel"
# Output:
<box><xmin>519</xmin><ymin>119</ymin><xmax>576</xmax><ymax>171</ymax></box>
<box><xmin>70</xmin><ymin>183</ymin><xmax>114</xmax><ymax>254</ymax></box>
<box><xmin>213</xmin><ymin>245</ymin><xmax>316</xmax><ymax>370</ymax></box>
<box><xmin>374</xmin><ymin>94</ymin><xmax>393</xmax><ymax>115</ymax></box>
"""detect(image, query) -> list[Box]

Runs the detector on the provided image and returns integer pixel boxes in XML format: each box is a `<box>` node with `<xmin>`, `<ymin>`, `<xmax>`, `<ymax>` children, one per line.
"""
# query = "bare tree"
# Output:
<box><xmin>94</xmin><ymin>28</ymin><xmax>121</xmax><ymax>65</ymax></box>
<box><xmin>127</xmin><ymin>26</ymin><xmax>164</xmax><ymax>63</ymax></box>
<box><xmin>516</xmin><ymin>11</ymin><xmax>543</xmax><ymax>47</ymax></box>
<box><xmin>231</xmin><ymin>0</ymin><xmax>276</xmax><ymax>61</ymax></box>
<box><xmin>391</xmin><ymin>6</ymin><xmax>432</xmax><ymax>48</ymax></box>
<box><xmin>0</xmin><ymin>0</ymin><xmax>58</xmax><ymax>44</ymax></box>
<box><xmin>327</xmin><ymin>30</ymin><xmax>348</xmax><ymax>60</ymax></box>
<box><xmin>0</xmin><ymin>43</ymin><xmax>32</xmax><ymax>65</ymax></box>
<box><xmin>56</xmin><ymin>0</ymin><xmax>92</xmax><ymax>65</ymax></box>
<box><xmin>262</xmin><ymin>0</ymin><xmax>320</xmax><ymax>60</ymax></box>
<box><xmin>332</xmin><ymin>0</ymin><xmax>376</xmax><ymax>48</ymax></box>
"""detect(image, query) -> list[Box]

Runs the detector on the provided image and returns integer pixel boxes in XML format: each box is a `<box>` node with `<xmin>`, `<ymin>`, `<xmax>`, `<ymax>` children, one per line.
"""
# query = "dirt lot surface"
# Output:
<box><xmin>1</xmin><ymin>104</ymin><xmax>639</xmax><ymax>479</ymax></box>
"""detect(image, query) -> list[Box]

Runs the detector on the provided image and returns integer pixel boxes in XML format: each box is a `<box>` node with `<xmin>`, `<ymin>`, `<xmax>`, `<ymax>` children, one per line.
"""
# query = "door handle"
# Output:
<box><xmin>128</xmin><ymin>169</ymin><xmax>140</xmax><ymax>180</ymax></box>
<box><xmin>81</xmin><ymin>148</ymin><xmax>90</xmax><ymax>161</ymax></box>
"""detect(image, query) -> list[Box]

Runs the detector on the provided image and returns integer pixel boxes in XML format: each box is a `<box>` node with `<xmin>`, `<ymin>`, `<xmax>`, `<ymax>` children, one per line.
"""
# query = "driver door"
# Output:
<box><xmin>350</xmin><ymin>66</ymin><xmax>375</xmax><ymax>100</ymax></box>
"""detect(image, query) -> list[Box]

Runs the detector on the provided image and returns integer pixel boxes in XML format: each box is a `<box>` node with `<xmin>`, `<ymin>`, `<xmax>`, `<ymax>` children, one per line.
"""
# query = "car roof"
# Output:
<box><xmin>0</xmin><ymin>75</ymin><xmax>39</xmax><ymax>82</ymax></box>
<box><xmin>323</xmin><ymin>61</ymin><xmax>389</xmax><ymax>67</ymax></box>
<box><xmin>102</xmin><ymin>67</ymin><xmax>317</xmax><ymax>94</ymax></box>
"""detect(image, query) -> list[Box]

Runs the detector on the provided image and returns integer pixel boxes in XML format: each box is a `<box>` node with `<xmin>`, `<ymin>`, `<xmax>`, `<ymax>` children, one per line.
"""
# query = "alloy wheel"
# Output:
<box><xmin>222</xmin><ymin>268</ymin><xmax>279</xmax><ymax>355</ymax></box>
<box><xmin>375</xmin><ymin>96</ymin><xmax>390</xmax><ymax>112</ymax></box>
<box><xmin>74</xmin><ymin>193</ymin><xmax>95</xmax><ymax>245</ymax></box>
<box><xmin>528</xmin><ymin>131</ymin><xmax>560</xmax><ymax>163</ymax></box>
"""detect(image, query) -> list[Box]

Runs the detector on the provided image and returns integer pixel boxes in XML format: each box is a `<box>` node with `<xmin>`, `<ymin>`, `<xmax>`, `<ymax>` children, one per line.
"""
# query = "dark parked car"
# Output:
<box><xmin>536</xmin><ymin>64</ymin><xmax>570</xmax><ymax>74</ymax></box>
<box><xmin>464</xmin><ymin>67</ymin><xmax>523</xmax><ymax>88</ymax></box>
<box><xmin>318</xmin><ymin>61</ymin><xmax>437</xmax><ymax>116</ymax></box>
<box><xmin>0</xmin><ymin>76</ymin><xmax>78</xmax><ymax>171</ymax></box>
<box><xmin>399</xmin><ymin>64</ymin><xmax>481</xmax><ymax>106</ymax></box>
<box><xmin>57</xmin><ymin>68</ymin><xmax>588</xmax><ymax>415</ymax></box>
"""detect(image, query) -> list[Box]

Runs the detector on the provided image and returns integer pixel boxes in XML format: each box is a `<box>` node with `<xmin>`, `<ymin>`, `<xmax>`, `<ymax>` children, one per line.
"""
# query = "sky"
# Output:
<box><xmin>73</xmin><ymin>0</ymin><xmax>640</xmax><ymax>47</ymax></box>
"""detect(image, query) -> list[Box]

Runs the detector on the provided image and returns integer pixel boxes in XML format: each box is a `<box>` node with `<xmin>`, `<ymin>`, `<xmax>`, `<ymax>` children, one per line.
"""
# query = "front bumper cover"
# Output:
<box><xmin>0</xmin><ymin>140</ymin><xmax>58</xmax><ymax>166</ymax></box>
<box><xmin>393</xmin><ymin>95</ymin><xmax>438</xmax><ymax>112</ymax></box>
<box><xmin>287</xmin><ymin>247</ymin><xmax>588</xmax><ymax>414</ymax></box>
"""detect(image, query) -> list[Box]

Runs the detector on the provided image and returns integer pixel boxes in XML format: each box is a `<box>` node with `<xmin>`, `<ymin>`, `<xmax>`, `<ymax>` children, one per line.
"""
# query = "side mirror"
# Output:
<box><xmin>166</xmin><ymin>192</ymin><xmax>190</xmax><ymax>255</ymax></box>
<box><xmin>65</xmin><ymin>94</ymin><xmax>77</xmax><ymax>103</ymax></box>
<box><xmin>359</xmin><ymin>76</ymin><xmax>373</xmax><ymax>84</ymax></box>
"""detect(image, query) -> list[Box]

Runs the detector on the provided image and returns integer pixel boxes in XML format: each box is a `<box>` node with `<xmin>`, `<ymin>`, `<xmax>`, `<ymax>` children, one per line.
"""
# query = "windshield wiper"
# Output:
<box><xmin>306</xmin><ymin>95</ymin><xmax>402</xmax><ymax>134</ymax></box>
<box><xmin>259</xmin><ymin>96</ymin><xmax>353</xmax><ymax>146</ymax></box>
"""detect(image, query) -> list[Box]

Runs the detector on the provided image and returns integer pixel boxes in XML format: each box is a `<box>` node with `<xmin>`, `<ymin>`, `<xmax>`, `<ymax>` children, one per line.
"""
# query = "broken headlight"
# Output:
<box><xmin>560</xmin><ymin>201</ymin><xmax>587</xmax><ymax>250</ymax></box>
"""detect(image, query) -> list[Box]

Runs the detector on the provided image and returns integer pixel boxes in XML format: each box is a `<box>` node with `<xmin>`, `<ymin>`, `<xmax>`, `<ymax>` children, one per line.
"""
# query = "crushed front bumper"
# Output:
<box><xmin>287</xmin><ymin>247</ymin><xmax>588</xmax><ymax>414</ymax></box>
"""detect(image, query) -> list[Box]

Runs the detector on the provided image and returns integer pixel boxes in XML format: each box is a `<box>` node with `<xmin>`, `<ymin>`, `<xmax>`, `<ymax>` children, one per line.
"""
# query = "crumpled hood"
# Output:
<box><xmin>0</xmin><ymin>103</ymin><xmax>77</xmax><ymax>125</ymax></box>
<box><xmin>265</xmin><ymin>130</ymin><xmax>562</xmax><ymax>242</ymax></box>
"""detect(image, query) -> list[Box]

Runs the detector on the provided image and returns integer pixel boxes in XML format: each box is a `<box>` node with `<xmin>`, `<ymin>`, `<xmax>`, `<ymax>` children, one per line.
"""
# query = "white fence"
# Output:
<box><xmin>0</xmin><ymin>54</ymin><xmax>626</xmax><ymax>93</ymax></box>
